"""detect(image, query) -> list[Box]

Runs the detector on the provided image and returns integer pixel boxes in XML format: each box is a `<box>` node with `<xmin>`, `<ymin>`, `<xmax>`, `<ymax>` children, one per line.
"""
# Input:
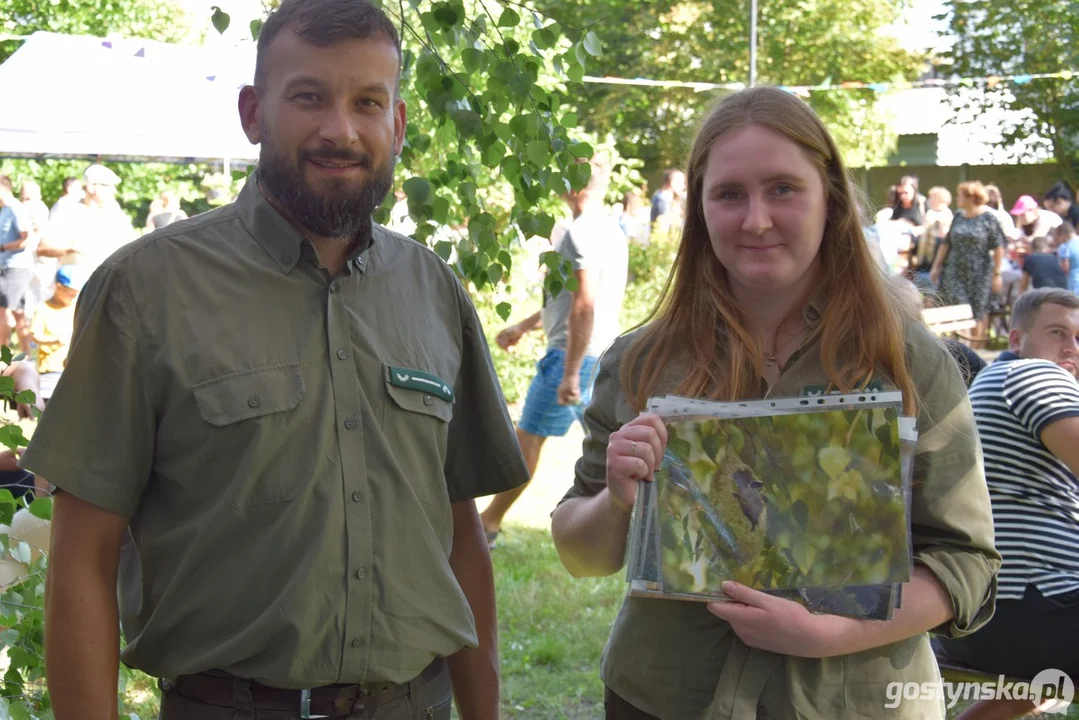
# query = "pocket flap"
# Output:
<box><xmin>384</xmin><ymin>365</ymin><xmax>453</xmax><ymax>422</ymax></box>
<box><xmin>193</xmin><ymin>364</ymin><xmax>305</xmax><ymax>427</ymax></box>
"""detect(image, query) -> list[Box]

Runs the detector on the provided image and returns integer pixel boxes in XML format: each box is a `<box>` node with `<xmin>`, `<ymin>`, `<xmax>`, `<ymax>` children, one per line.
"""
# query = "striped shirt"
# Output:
<box><xmin>970</xmin><ymin>358</ymin><xmax>1079</xmax><ymax>600</ymax></box>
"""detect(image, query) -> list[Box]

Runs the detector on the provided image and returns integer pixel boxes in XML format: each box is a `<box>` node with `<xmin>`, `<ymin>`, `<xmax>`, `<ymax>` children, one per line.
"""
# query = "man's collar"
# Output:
<box><xmin>236</xmin><ymin>174</ymin><xmax>375</xmax><ymax>275</ymax></box>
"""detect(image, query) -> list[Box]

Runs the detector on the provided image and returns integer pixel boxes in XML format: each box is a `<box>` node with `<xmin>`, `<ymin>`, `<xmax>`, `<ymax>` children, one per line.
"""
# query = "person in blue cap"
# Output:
<box><xmin>29</xmin><ymin>265</ymin><xmax>86</xmax><ymax>402</ymax></box>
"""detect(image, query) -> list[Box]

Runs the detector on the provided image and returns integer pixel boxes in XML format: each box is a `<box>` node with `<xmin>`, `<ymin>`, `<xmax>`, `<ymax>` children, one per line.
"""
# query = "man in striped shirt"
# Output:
<box><xmin>938</xmin><ymin>288</ymin><xmax>1079</xmax><ymax>710</ymax></box>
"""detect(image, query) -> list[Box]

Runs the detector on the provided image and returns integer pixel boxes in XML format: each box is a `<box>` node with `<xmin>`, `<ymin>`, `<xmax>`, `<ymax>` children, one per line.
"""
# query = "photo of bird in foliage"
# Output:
<box><xmin>655</xmin><ymin>406</ymin><xmax>909</xmax><ymax>596</ymax></box>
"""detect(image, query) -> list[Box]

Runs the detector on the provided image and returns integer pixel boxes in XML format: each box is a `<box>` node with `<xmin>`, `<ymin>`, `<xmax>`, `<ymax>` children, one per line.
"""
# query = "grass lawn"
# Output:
<box><xmin>95</xmin><ymin>423</ymin><xmax>1079</xmax><ymax>719</ymax></box>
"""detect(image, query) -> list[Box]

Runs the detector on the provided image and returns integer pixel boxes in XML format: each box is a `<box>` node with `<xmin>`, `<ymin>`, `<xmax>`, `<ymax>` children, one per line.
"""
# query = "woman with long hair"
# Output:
<box><xmin>551</xmin><ymin>87</ymin><xmax>999</xmax><ymax>719</ymax></box>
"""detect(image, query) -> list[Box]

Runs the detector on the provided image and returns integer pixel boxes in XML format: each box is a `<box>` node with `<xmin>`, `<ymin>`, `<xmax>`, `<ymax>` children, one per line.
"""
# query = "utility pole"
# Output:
<box><xmin>749</xmin><ymin>0</ymin><xmax>758</xmax><ymax>86</ymax></box>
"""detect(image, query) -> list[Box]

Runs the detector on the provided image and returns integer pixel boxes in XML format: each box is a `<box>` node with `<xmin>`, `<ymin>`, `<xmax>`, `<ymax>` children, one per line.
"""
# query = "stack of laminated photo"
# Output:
<box><xmin>624</xmin><ymin>391</ymin><xmax>917</xmax><ymax>620</ymax></box>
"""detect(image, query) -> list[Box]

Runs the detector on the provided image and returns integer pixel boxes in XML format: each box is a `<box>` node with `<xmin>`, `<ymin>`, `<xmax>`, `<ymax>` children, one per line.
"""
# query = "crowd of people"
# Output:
<box><xmin>0</xmin><ymin>1</ymin><xmax>1076</xmax><ymax>718</ymax></box>
<box><xmin>868</xmin><ymin>173</ymin><xmax>1079</xmax><ymax>348</ymax></box>
<box><xmin>0</xmin><ymin>167</ymin><xmax>189</xmax><ymax>402</ymax></box>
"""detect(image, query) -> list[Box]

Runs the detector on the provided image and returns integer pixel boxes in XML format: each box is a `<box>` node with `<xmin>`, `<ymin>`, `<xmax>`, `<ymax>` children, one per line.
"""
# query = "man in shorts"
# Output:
<box><xmin>480</xmin><ymin>156</ymin><xmax>628</xmax><ymax>544</ymax></box>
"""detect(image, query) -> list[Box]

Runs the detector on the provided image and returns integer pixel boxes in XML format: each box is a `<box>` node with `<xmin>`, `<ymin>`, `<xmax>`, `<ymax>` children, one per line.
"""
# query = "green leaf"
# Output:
<box><xmin>249</xmin><ymin>18</ymin><xmax>263</xmax><ymax>40</ymax></box>
<box><xmin>28</xmin><ymin>498</ymin><xmax>51</xmax><ymax>521</ymax></box>
<box><xmin>434</xmin><ymin>241</ymin><xmax>454</xmax><ymax>261</ymax></box>
<box><xmin>0</xmin><ymin>346</ymin><xmax>11</xmax><ymax>365</ymax></box>
<box><xmin>526</xmin><ymin>140</ymin><xmax>550</xmax><ymax>168</ymax></box>
<box><xmin>0</xmin><ymin>426</ymin><xmax>18</xmax><ymax>453</ymax></box>
<box><xmin>461</xmin><ymin>48</ymin><xmax>485</xmax><ymax>72</ymax></box>
<box><xmin>487</xmin><ymin>263</ymin><xmax>504</xmax><ymax>284</ymax></box>
<box><xmin>497</xmin><ymin>8</ymin><xmax>520</xmax><ymax>28</ymax></box>
<box><xmin>0</xmin><ymin>376</ymin><xmax>13</xmax><ymax>394</ymax></box>
<box><xmin>13</xmin><ymin>390</ymin><xmax>34</xmax><ymax>405</ymax></box>
<box><xmin>498</xmin><ymin>249</ymin><xmax>513</xmax><ymax>270</ymax></box>
<box><xmin>566</xmin><ymin>162</ymin><xmax>591</xmax><ymax>192</ymax></box>
<box><xmin>402</xmin><ymin>177</ymin><xmax>432</xmax><ymax>206</ymax></box>
<box><xmin>574</xmin><ymin>42</ymin><xmax>589</xmax><ymax>67</ymax></box>
<box><xmin>567</xmin><ymin>63</ymin><xmax>584</xmax><ymax>83</ymax></box>
<box><xmin>583</xmin><ymin>31</ymin><xmax>602</xmax><ymax>56</ymax></box>
<box><xmin>210</xmin><ymin>6</ymin><xmax>230</xmax><ymax>34</ymax></box>
<box><xmin>569</xmin><ymin>141</ymin><xmax>594</xmax><ymax>159</ymax></box>
<box><xmin>452</xmin><ymin>109</ymin><xmax>482</xmax><ymax>138</ymax></box>
<box><xmin>496</xmin><ymin>302</ymin><xmax>512</xmax><ymax>322</ymax></box>
<box><xmin>532</xmin><ymin>28</ymin><xmax>557</xmax><ymax>50</ymax></box>
<box><xmin>537</xmin><ymin>213</ymin><xmax>556</xmax><ymax>240</ymax></box>
<box><xmin>561</xmin><ymin>112</ymin><xmax>578</xmax><ymax>128</ymax></box>
<box><xmin>432</xmin><ymin>3</ymin><xmax>459</xmax><ymax>28</ymax></box>
<box><xmin>541</xmin><ymin>250</ymin><xmax>562</xmax><ymax>269</ymax></box>
<box><xmin>432</xmin><ymin>196</ymin><xmax>451</xmax><ymax>224</ymax></box>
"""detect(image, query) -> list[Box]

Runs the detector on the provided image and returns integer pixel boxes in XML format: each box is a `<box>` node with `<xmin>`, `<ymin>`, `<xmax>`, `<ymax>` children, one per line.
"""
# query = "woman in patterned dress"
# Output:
<box><xmin>930</xmin><ymin>181</ymin><xmax>1006</xmax><ymax>348</ymax></box>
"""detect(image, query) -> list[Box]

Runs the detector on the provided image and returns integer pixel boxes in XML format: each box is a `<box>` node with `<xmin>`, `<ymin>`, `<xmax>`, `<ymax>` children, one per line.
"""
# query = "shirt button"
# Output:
<box><xmin>336</xmin><ymin>348</ymin><xmax>348</xmax><ymax>360</ymax></box>
<box><xmin>351</xmin><ymin>637</ymin><xmax>363</xmax><ymax>649</ymax></box>
<box><xmin>247</xmin><ymin>395</ymin><xmax>261</xmax><ymax>408</ymax></box>
<box><xmin>344</xmin><ymin>417</ymin><xmax>357</xmax><ymax>430</ymax></box>
<box><xmin>355</xmin><ymin>566</ymin><xmax>367</xmax><ymax>579</ymax></box>
<box><xmin>358</xmin><ymin>257</ymin><xmax>365</xmax><ymax>265</ymax></box>
<box><xmin>351</xmin><ymin>491</ymin><xmax>363</xmax><ymax>503</ymax></box>
<box><xmin>423</xmin><ymin>395</ymin><xmax>433</xmax><ymax>406</ymax></box>
<box><xmin>281</xmin><ymin>254</ymin><xmax>292</xmax><ymax>265</ymax></box>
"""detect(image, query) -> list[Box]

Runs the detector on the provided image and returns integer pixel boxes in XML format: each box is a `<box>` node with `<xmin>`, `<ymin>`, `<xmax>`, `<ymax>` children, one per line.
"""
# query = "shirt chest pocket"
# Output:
<box><xmin>381</xmin><ymin>364</ymin><xmax>453</xmax><ymax>505</ymax></box>
<box><xmin>192</xmin><ymin>364</ymin><xmax>314</xmax><ymax>509</ymax></box>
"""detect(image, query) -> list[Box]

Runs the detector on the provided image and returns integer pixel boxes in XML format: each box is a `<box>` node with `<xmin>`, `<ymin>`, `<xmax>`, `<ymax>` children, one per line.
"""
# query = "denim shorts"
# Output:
<box><xmin>518</xmin><ymin>349</ymin><xmax>598</xmax><ymax>438</ymax></box>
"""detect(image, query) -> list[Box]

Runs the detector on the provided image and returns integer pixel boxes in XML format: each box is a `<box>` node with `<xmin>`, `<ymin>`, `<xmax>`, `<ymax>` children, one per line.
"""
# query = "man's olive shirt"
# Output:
<box><xmin>21</xmin><ymin>179</ymin><xmax>529</xmax><ymax>688</ymax></box>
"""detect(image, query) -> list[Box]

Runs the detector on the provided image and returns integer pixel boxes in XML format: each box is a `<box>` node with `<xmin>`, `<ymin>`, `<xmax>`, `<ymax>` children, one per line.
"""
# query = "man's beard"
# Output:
<box><xmin>257</xmin><ymin>131</ymin><xmax>395</xmax><ymax>240</ymax></box>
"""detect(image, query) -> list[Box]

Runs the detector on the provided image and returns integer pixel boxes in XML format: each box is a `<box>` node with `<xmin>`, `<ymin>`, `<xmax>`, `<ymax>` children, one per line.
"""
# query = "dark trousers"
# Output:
<box><xmin>605</xmin><ymin>687</ymin><xmax>661</xmax><ymax>720</ymax></box>
<box><xmin>937</xmin><ymin>583</ymin><xmax>1079</xmax><ymax>677</ymax></box>
<box><xmin>159</xmin><ymin>663</ymin><xmax>452</xmax><ymax>720</ymax></box>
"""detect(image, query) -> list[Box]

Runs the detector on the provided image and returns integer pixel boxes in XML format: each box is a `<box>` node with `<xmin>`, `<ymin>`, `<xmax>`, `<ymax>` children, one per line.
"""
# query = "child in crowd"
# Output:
<box><xmin>29</xmin><ymin>266</ymin><xmax>85</xmax><ymax>402</ymax></box>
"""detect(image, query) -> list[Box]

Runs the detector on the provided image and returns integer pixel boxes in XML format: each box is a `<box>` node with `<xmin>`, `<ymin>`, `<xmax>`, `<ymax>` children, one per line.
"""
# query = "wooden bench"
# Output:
<box><xmin>923</xmin><ymin>304</ymin><xmax>977</xmax><ymax>336</ymax></box>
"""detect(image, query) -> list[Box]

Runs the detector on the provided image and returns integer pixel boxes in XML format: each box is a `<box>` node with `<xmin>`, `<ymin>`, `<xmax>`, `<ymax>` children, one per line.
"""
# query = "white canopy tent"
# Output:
<box><xmin>0</xmin><ymin>32</ymin><xmax>259</xmax><ymax>165</ymax></box>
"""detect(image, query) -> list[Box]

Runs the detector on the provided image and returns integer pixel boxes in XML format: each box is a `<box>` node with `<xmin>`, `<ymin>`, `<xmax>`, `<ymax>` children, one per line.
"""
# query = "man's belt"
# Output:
<box><xmin>161</xmin><ymin>657</ymin><xmax>446</xmax><ymax>718</ymax></box>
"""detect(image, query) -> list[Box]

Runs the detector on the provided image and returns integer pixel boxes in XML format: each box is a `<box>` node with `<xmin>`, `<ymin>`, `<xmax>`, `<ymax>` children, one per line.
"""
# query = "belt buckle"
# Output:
<box><xmin>300</xmin><ymin>689</ymin><xmax>329</xmax><ymax>719</ymax></box>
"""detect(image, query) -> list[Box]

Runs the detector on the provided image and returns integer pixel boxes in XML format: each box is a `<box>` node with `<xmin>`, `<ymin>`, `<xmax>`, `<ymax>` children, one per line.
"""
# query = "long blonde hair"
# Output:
<box><xmin>620</xmin><ymin>87</ymin><xmax>920</xmax><ymax>415</ymax></box>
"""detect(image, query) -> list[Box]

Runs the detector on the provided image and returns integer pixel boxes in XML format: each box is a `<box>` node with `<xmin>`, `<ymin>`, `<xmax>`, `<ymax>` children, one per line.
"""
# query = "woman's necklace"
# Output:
<box><xmin>764</xmin><ymin>350</ymin><xmax>778</xmax><ymax>366</ymax></box>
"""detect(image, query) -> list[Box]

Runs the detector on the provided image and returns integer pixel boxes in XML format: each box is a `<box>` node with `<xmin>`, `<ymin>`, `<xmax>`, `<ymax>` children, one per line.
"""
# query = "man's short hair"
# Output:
<box><xmin>661</xmin><ymin>169</ymin><xmax>681</xmax><ymax>188</ymax></box>
<box><xmin>1044</xmin><ymin>180</ymin><xmax>1075</xmax><ymax>204</ymax></box>
<box><xmin>1032</xmin><ymin>236</ymin><xmax>1050</xmax><ymax>253</ymax></box>
<box><xmin>585</xmin><ymin>152</ymin><xmax>613</xmax><ymax>198</ymax></box>
<box><xmin>0</xmin><ymin>176</ymin><xmax>12</xmax><ymax>193</ymax></box>
<box><xmin>1055</xmin><ymin>221</ymin><xmax>1076</xmax><ymax>239</ymax></box>
<box><xmin>62</xmin><ymin>176</ymin><xmax>79</xmax><ymax>192</ymax></box>
<box><xmin>254</xmin><ymin>0</ymin><xmax>402</xmax><ymax>92</ymax></box>
<box><xmin>1012</xmin><ymin>287</ymin><xmax>1079</xmax><ymax>331</ymax></box>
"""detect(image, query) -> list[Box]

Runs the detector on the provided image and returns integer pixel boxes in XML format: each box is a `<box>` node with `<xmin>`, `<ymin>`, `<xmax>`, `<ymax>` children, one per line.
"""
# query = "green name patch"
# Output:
<box><xmin>388</xmin><ymin>366</ymin><xmax>454</xmax><ymax>402</ymax></box>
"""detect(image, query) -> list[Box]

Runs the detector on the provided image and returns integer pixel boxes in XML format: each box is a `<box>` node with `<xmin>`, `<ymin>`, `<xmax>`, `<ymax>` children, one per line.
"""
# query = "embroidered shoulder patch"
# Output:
<box><xmin>388</xmin><ymin>366</ymin><xmax>454</xmax><ymax>402</ymax></box>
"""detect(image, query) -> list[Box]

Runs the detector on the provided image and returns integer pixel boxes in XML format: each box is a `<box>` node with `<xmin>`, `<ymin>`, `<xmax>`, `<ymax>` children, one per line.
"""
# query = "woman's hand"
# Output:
<box><xmin>605</xmin><ymin>413</ymin><xmax>668</xmax><ymax>513</ymax></box>
<box><xmin>929</xmin><ymin>267</ymin><xmax>942</xmax><ymax>286</ymax></box>
<box><xmin>991</xmin><ymin>273</ymin><xmax>1003</xmax><ymax>295</ymax></box>
<box><xmin>707</xmin><ymin>581</ymin><xmax>859</xmax><ymax>658</ymax></box>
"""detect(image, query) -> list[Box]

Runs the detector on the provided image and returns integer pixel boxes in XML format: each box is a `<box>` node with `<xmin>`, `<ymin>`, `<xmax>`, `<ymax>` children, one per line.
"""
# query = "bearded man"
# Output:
<box><xmin>21</xmin><ymin>2</ymin><xmax>528</xmax><ymax>718</ymax></box>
